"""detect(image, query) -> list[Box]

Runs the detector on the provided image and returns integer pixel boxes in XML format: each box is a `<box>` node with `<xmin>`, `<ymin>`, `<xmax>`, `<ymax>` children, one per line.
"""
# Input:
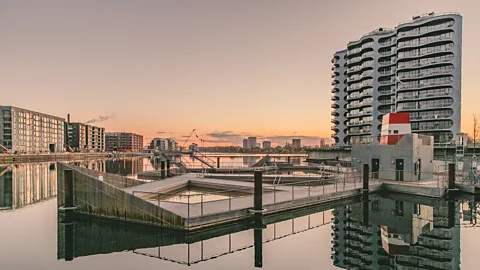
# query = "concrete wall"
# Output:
<box><xmin>57</xmin><ymin>162</ymin><xmax>186</xmax><ymax>229</ymax></box>
<box><xmin>351</xmin><ymin>134</ymin><xmax>434</xmax><ymax>181</ymax></box>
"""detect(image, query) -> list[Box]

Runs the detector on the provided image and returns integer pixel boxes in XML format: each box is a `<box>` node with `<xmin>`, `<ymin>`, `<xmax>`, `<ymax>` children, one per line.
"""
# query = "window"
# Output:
<box><xmin>393</xmin><ymin>130</ymin><xmax>399</xmax><ymax>134</ymax></box>
<box><xmin>395</xmin><ymin>201</ymin><xmax>404</xmax><ymax>216</ymax></box>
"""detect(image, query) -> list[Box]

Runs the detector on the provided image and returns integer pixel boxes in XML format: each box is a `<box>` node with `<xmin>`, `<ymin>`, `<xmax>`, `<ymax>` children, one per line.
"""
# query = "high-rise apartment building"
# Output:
<box><xmin>242</xmin><ymin>139</ymin><xmax>248</xmax><ymax>149</ymax></box>
<box><xmin>105</xmin><ymin>132</ymin><xmax>143</xmax><ymax>152</ymax></box>
<box><xmin>292</xmin><ymin>139</ymin><xmax>302</xmax><ymax>148</ymax></box>
<box><xmin>0</xmin><ymin>106</ymin><xmax>65</xmax><ymax>154</ymax></box>
<box><xmin>262</xmin><ymin>141</ymin><xmax>271</xmax><ymax>149</ymax></box>
<box><xmin>331</xmin><ymin>50</ymin><xmax>348</xmax><ymax>146</ymax></box>
<box><xmin>247</xmin><ymin>137</ymin><xmax>257</xmax><ymax>149</ymax></box>
<box><xmin>331</xmin><ymin>12</ymin><xmax>462</xmax><ymax>145</ymax></box>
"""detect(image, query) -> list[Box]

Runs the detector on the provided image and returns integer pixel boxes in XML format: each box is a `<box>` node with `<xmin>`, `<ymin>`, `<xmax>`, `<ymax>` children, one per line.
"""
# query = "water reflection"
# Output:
<box><xmin>70</xmin><ymin>158</ymin><xmax>145</xmax><ymax>176</ymax></box>
<box><xmin>332</xmin><ymin>196</ymin><xmax>460</xmax><ymax>269</ymax></box>
<box><xmin>0</xmin><ymin>163</ymin><xmax>57</xmax><ymax>210</ymax></box>
<box><xmin>57</xmin><ymin>205</ymin><xmax>334</xmax><ymax>266</ymax></box>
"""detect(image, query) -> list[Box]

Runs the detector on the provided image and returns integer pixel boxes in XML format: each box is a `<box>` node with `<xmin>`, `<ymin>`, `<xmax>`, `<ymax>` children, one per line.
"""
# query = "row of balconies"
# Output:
<box><xmin>397</xmin><ymin>80</ymin><xmax>452</xmax><ymax>90</ymax></box>
<box><xmin>347</xmin><ymin>42</ymin><xmax>374</xmax><ymax>56</ymax></box>
<box><xmin>397</xmin><ymin>92</ymin><xmax>450</xmax><ymax>101</ymax></box>
<box><xmin>347</xmin><ymin>62</ymin><xmax>373</xmax><ymax>73</ymax></box>
<box><xmin>397</xmin><ymin>20</ymin><xmax>454</xmax><ymax>39</ymax></box>
<box><xmin>347</xmin><ymin>90</ymin><xmax>373</xmax><ymax>100</ymax></box>
<box><xmin>397</xmin><ymin>33</ymin><xmax>453</xmax><ymax>49</ymax></box>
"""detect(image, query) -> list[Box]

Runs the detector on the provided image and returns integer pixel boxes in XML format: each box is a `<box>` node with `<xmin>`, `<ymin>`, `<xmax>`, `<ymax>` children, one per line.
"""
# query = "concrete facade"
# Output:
<box><xmin>331</xmin><ymin>50</ymin><xmax>348</xmax><ymax>146</ymax></box>
<box><xmin>67</xmin><ymin>123</ymin><xmax>105</xmax><ymax>152</ymax></box>
<box><xmin>106</xmin><ymin>132</ymin><xmax>143</xmax><ymax>152</ymax></box>
<box><xmin>332</xmin><ymin>13</ymin><xmax>462</xmax><ymax>146</ymax></box>
<box><xmin>351</xmin><ymin>134</ymin><xmax>434</xmax><ymax>181</ymax></box>
<box><xmin>0</xmin><ymin>106</ymin><xmax>65</xmax><ymax>153</ymax></box>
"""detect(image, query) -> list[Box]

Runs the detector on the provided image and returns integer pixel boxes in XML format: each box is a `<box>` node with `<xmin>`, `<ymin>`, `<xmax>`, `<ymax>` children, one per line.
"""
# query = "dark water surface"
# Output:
<box><xmin>0</xmin><ymin>157</ymin><xmax>479</xmax><ymax>269</ymax></box>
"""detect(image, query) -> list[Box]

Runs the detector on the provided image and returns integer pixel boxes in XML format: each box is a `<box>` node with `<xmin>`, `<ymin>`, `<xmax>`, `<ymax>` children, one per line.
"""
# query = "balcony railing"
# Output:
<box><xmin>398</xmin><ymin>46</ymin><xmax>452</xmax><ymax>60</ymax></box>
<box><xmin>398</xmin><ymin>34</ymin><xmax>453</xmax><ymax>49</ymax></box>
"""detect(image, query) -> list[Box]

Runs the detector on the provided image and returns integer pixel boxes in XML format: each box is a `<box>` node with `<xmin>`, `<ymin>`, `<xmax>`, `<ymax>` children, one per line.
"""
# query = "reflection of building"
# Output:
<box><xmin>106</xmin><ymin>132</ymin><xmax>143</xmax><ymax>152</ymax></box>
<box><xmin>292</xmin><ymin>139</ymin><xmax>301</xmax><ymax>148</ymax></box>
<box><xmin>0</xmin><ymin>163</ymin><xmax>57</xmax><ymax>209</ymax></box>
<box><xmin>332</xmin><ymin>198</ymin><xmax>460</xmax><ymax>269</ymax></box>
<box><xmin>67</xmin><ymin>122</ymin><xmax>105</xmax><ymax>152</ymax></box>
<box><xmin>262</xmin><ymin>141</ymin><xmax>271</xmax><ymax>149</ymax></box>
<box><xmin>0</xmin><ymin>106</ymin><xmax>65</xmax><ymax>153</ymax></box>
<box><xmin>332</xmin><ymin>13</ymin><xmax>462</xmax><ymax>145</ymax></box>
<box><xmin>105</xmin><ymin>158</ymin><xmax>144</xmax><ymax>176</ymax></box>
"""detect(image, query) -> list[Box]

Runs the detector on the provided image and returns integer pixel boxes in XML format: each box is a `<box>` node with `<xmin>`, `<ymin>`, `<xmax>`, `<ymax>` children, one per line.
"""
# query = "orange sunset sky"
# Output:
<box><xmin>1</xmin><ymin>0</ymin><xmax>479</xmax><ymax>146</ymax></box>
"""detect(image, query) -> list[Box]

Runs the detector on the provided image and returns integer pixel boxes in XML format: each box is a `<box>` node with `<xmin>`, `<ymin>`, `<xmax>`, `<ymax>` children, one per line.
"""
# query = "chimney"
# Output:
<box><xmin>67</xmin><ymin>114</ymin><xmax>70</xmax><ymax>124</ymax></box>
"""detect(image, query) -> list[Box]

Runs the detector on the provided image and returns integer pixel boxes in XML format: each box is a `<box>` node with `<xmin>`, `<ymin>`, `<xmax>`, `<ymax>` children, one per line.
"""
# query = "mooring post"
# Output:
<box><xmin>254</xmin><ymin>170</ymin><xmax>263</xmax><ymax>212</ymax></box>
<box><xmin>161</xmin><ymin>160</ymin><xmax>166</xmax><ymax>179</ymax></box>
<box><xmin>448</xmin><ymin>163</ymin><xmax>456</xmax><ymax>190</ymax></box>
<box><xmin>287</xmin><ymin>156</ymin><xmax>291</xmax><ymax>164</ymax></box>
<box><xmin>217</xmin><ymin>157</ymin><xmax>220</xmax><ymax>169</ymax></box>
<box><xmin>254</xmin><ymin>213</ymin><xmax>263</xmax><ymax>268</ymax></box>
<box><xmin>64</xmin><ymin>169</ymin><xmax>74</xmax><ymax>208</ymax></box>
<box><xmin>363</xmin><ymin>164</ymin><xmax>369</xmax><ymax>191</ymax></box>
<box><xmin>154</xmin><ymin>158</ymin><xmax>159</xmax><ymax>171</ymax></box>
<box><xmin>166</xmin><ymin>160</ymin><xmax>171</xmax><ymax>177</ymax></box>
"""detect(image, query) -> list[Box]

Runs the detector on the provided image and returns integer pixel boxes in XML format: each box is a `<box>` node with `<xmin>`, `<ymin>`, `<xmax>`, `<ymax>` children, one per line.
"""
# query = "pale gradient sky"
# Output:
<box><xmin>1</xmin><ymin>0</ymin><xmax>478</xmax><ymax>146</ymax></box>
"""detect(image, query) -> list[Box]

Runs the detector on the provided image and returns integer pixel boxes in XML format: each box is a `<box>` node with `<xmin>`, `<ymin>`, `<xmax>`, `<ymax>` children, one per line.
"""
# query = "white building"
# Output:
<box><xmin>0</xmin><ymin>106</ymin><xmax>65</xmax><ymax>154</ymax></box>
<box><xmin>332</xmin><ymin>12</ymin><xmax>462</xmax><ymax>146</ymax></box>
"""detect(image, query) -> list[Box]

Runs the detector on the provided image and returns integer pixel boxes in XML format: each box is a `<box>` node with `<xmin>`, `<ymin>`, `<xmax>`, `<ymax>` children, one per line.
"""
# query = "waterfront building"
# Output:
<box><xmin>331</xmin><ymin>50</ymin><xmax>348</xmax><ymax>146</ymax></box>
<box><xmin>331</xmin><ymin>12</ymin><xmax>462</xmax><ymax>146</ymax></box>
<box><xmin>292</xmin><ymin>139</ymin><xmax>301</xmax><ymax>148</ymax></box>
<box><xmin>105</xmin><ymin>132</ymin><xmax>143</xmax><ymax>152</ymax></box>
<box><xmin>262</xmin><ymin>141</ymin><xmax>271</xmax><ymax>149</ymax></box>
<box><xmin>0</xmin><ymin>106</ymin><xmax>65</xmax><ymax>154</ymax></box>
<box><xmin>149</xmin><ymin>137</ymin><xmax>178</xmax><ymax>152</ymax></box>
<box><xmin>242</xmin><ymin>139</ymin><xmax>248</xmax><ymax>149</ymax></box>
<box><xmin>67</xmin><ymin>122</ymin><xmax>105</xmax><ymax>152</ymax></box>
<box><xmin>247</xmin><ymin>137</ymin><xmax>257</xmax><ymax>149</ymax></box>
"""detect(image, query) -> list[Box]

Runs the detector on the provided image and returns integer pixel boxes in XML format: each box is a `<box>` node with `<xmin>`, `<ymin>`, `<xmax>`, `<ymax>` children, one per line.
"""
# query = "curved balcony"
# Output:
<box><xmin>378</xmin><ymin>89</ymin><xmax>395</xmax><ymax>96</ymax></box>
<box><xmin>379</xmin><ymin>47</ymin><xmax>397</xmax><ymax>56</ymax></box>
<box><xmin>410</xmin><ymin>113</ymin><xmax>453</xmax><ymax>121</ymax></box>
<box><xmin>331</xmin><ymin>104</ymin><xmax>340</xmax><ymax>109</ymax></box>
<box><xmin>397</xmin><ymin>92</ymin><xmax>451</xmax><ymax>102</ymax></box>
<box><xmin>397</xmin><ymin>32</ymin><xmax>454</xmax><ymax>50</ymax></box>
<box><xmin>379</xmin><ymin>60</ymin><xmax>395</xmax><ymax>66</ymax></box>
<box><xmin>397</xmin><ymin>19</ymin><xmax>455</xmax><ymax>40</ymax></box>
<box><xmin>397</xmin><ymin>45</ymin><xmax>453</xmax><ymax>62</ymax></box>
<box><xmin>346</xmin><ymin>101</ymin><xmax>373</xmax><ymax>110</ymax></box>
<box><xmin>397</xmin><ymin>57</ymin><xmax>454</xmax><ymax>72</ymax></box>
<box><xmin>378</xmin><ymin>98</ymin><xmax>395</xmax><ymax>105</ymax></box>
<box><xmin>331</xmin><ymin>111</ymin><xmax>340</xmax><ymax>117</ymax></box>
<box><xmin>347</xmin><ymin>45</ymin><xmax>374</xmax><ymax>58</ymax></box>
<box><xmin>396</xmin><ymin>102</ymin><xmax>454</xmax><ymax>111</ymax></box>
<box><xmin>347</xmin><ymin>129</ymin><xmax>373</xmax><ymax>136</ymax></box>
<box><xmin>397</xmin><ymin>80</ymin><xmax>452</xmax><ymax>93</ymax></box>
<box><xmin>348</xmin><ymin>120</ymin><xmax>373</xmax><ymax>127</ymax></box>
<box><xmin>347</xmin><ymin>110</ymin><xmax>372</xmax><ymax>118</ymax></box>
<box><xmin>347</xmin><ymin>91</ymin><xmax>373</xmax><ymax>101</ymax></box>
<box><xmin>347</xmin><ymin>84</ymin><xmax>373</xmax><ymax>93</ymax></box>
<box><xmin>378</xmin><ymin>78</ymin><xmax>396</xmax><ymax>85</ymax></box>
<box><xmin>397</xmin><ymin>69</ymin><xmax>452</xmax><ymax>81</ymax></box>
<box><xmin>331</xmin><ymin>87</ymin><xmax>340</xmax><ymax>93</ymax></box>
<box><xmin>348</xmin><ymin>72</ymin><xmax>373</xmax><ymax>84</ymax></box>
<box><xmin>412</xmin><ymin>124</ymin><xmax>453</xmax><ymax>132</ymax></box>
<box><xmin>331</xmin><ymin>95</ymin><xmax>340</xmax><ymax>101</ymax></box>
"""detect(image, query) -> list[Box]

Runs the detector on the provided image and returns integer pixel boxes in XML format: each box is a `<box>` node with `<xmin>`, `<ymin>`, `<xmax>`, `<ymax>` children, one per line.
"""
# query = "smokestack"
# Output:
<box><xmin>67</xmin><ymin>114</ymin><xmax>70</xmax><ymax>124</ymax></box>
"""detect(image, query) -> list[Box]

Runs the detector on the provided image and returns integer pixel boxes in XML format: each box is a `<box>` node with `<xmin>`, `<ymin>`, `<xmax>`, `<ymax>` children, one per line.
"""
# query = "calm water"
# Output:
<box><xmin>1</xmin><ymin>156</ymin><xmax>479</xmax><ymax>269</ymax></box>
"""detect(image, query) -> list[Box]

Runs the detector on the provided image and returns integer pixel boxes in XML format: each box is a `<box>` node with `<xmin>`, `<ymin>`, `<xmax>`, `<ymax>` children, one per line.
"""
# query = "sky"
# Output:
<box><xmin>1</xmin><ymin>0</ymin><xmax>479</xmax><ymax>146</ymax></box>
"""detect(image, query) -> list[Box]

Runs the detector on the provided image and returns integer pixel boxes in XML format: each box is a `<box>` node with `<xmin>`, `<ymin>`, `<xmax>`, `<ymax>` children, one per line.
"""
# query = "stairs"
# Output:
<box><xmin>190</xmin><ymin>149</ymin><xmax>216</xmax><ymax>169</ymax></box>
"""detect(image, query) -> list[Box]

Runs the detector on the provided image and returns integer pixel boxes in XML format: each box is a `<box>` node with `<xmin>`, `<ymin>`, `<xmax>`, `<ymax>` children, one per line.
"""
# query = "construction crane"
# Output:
<box><xmin>181</xmin><ymin>129</ymin><xmax>196</xmax><ymax>151</ymax></box>
<box><xmin>0</xmin><ymin>143</ymin><xmax>9</xmax><ymax>154</ymax></box>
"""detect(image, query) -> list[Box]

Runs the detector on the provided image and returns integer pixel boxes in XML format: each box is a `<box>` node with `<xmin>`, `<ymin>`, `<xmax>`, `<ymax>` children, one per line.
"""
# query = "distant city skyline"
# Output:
<box><xmin>2</xmin><ymin>1</ymin><xmax>479</xmax><ymax>146</ymax></box>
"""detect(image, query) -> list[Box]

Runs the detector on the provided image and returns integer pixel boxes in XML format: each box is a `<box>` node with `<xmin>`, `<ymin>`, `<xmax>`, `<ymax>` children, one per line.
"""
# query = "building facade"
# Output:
<box><xmin>67</xmin><ymin>123</ymin><xmax>105</xmax><ymax>152</ymax></box>
<box><xmin>331</xmin><ymin>12</ymin><xmax>462</xmax><ymax>145</ymax></box>
<box><xmin>0</xmin><ymin>106</ymin><xmax>65</xmax><ymax>154</ymax></box>
<box><xmin>105</xmin><ymin>132</ymin><xmax>143</xmax><ymax>152</ymax></box>
<box><xmin>262</xmin><ymin>141</ymin><xmax>271</xmax><ymax>149</ymax></box>
<box><xmin>242</xmin><ymin>139</ymin><xmax>248</xmax><ymax>149</ymax></box>
<box><xmin>331</xmin><ymin>50</ymin><xmax>348</xmax><ymax>146</ymax></box>
<box><xmin>292</xmin><ymin>139</ymin><xmax>302</xmax><ymax>148</ymax></box>
<box><xmin>149</xmin><ymin>138</ymin><xmax>178</xmax><ymax>152</ymax></box>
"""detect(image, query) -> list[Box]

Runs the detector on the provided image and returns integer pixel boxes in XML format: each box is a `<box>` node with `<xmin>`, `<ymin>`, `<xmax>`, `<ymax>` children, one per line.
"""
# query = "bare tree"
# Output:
<box><xmin>473</xmin><ymin>114</ymin><xmax>479</xmax><ymax>155</ymax></box>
